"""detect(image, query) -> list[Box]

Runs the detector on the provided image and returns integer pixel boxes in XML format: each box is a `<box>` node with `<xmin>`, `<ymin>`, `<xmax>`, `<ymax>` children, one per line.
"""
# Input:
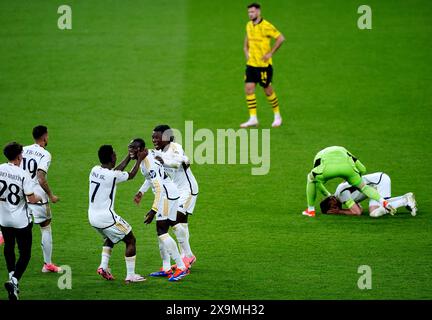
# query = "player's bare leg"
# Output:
<box><xmin>241</xmin><ymin>82</ymin><xmax>259</xmax><ymax>128</ymax></box>
<box><xmin>39</xmin><ymin>219</ymin><xmax>62</xmax><ymax>273</ymax></box>
<box><xmin>264</xmin><ymin>85</ymin><xmax>282</xmax><ymax>127</ymax></box>
<box><xmin>123</xmin><ymin>232</ymin><xmax>145</xmax><ymax>283</ymax></box>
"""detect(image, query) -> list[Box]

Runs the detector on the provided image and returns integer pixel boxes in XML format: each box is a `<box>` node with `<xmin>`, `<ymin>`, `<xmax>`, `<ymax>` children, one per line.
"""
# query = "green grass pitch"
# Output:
<box><xmin>0</xmin><ymin>0</ymin><xmax>431</xmax><ymax>300</ymax></box>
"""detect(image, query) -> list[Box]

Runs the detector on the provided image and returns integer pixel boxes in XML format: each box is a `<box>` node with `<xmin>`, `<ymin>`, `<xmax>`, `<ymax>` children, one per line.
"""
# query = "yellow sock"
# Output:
<box><xmin>246</xmin><ymin>94</ymin><xmax>257</xmax><ymax>117</ymax></box>
<box><xmin>267</xmin><ymin>92</ymin><xmax>280</xmax><ymax>115</ymax></box>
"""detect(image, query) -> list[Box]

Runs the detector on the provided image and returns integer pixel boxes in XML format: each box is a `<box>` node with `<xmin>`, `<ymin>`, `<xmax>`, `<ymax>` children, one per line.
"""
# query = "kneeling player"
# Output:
<box><xmin>88</xmin><ymin>145</ymin><xmax>146</xmax><ymax>283</ymax></box>
<box><xmin>319</xmin><ymin>172</ymin><xmax>417</xmax><ymax>217</ymax></box>
<box><xmin>303</xmin><ymin>146</ymin><xmax>395</xmax><ymax>217</ymax></box>
<box><xmin>129</xmin><ymin>138</ymin><xmax>189</xmax><ymax>282</ymax></box>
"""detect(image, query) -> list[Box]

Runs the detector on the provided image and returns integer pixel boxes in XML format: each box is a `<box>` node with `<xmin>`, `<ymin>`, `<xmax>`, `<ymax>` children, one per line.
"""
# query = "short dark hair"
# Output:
<box><xmin>129</xmin><ymin>138</ymin><xmax>145</xmax><ymax>149</ymax></box>
<box><xmin>247</xmin><ymin>3</ymin><xmax>260</xmax><ymax>9</ymax></box>
<box><xmin>320</xmin><ymin>196</ymin><xmax>341</xmax><ymax>214</ymax></box>
<box><xmin>98</xmin><ymin>145</ymin><xmax>114</xmax><ymax>164</ymax></box>
<box><xmin>32</xmin><ymin>125</ymin><xmax>48</xmax><ymax>140</ymax></box>
<box><xmin>3</xmin><ymin>142</ymin><xmax>23</xmax><ymax>161</ymax></box>
<box><xmin>153</xmin><ymin>124</ymin><xmax>174</xmax><ymax>142</ymax></box>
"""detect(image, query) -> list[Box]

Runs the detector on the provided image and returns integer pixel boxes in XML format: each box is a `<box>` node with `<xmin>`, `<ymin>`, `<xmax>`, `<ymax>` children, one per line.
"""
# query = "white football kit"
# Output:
<box><xmin>154</xmin><ymin>142</ymin><xmax>198</xmax><ymax>214</ymax></box>
<box><xmin>335</xmin><ymin>172</ymin><xmax>391</xmax><ymax>208</ymax></box>
<box><xmin>21</xmin><ymin>144</ymin><xmax>52</xmax><ymax>224</ymax></box>
<box><xmin>88</xmin><ymin>166</ymin><xmax>131</xmax><ymax>243</ymax></box>
<box><xmin>138</xmin><ymin>151</ymin><xmax>179</xmax><ymax>221</ymax></box>
<box><xmin>0</xmin><ymin>163</ymin><xmax>35</xmax><ymax>229</ymax></box>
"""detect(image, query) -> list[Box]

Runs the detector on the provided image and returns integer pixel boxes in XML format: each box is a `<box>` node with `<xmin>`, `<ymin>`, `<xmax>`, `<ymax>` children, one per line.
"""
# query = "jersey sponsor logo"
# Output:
<box><xmin>149</xmin><ymin>170</ymin><xmax>157</xmax><ymax>179</ymax></box>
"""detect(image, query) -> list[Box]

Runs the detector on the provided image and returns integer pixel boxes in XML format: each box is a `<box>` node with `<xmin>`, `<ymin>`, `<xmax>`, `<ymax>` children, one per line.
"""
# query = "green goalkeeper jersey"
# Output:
<box><xmin>311</xmin><ymin>146</ymin><xmax>367</xmax><ymax>186</ymax></box>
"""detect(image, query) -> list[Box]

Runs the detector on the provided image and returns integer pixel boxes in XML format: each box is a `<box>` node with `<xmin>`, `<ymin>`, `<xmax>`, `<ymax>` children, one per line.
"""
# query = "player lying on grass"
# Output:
<box><xmin>129</xmin><ymin>138</ymin><xmax>190</xmax><ymax>282</ymax></box>
<box><xmin>319</xmin><ymin>172</ymin><xmax>417</xmax><ymax>217</ymax></box>
<box><xmin>303</xmin><ymin>146</ymin><xmax>395</xmax><ymax>217</ymax></box>
<box><xmin>151</xmin><ymin>125</ymin><xmax>198</xmax><ymax>268</ymax></box>
<box><xmin>88</xmin><ymin>144</ymin><xmax>147</xmax><ymax>283</ymax></box>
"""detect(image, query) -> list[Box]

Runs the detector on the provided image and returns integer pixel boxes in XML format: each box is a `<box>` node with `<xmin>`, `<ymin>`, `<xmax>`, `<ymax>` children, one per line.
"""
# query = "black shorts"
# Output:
<box><xmin>245</xmin><ymin>65</ymin><xmax>273</xmax><ymax>88</ymax></box>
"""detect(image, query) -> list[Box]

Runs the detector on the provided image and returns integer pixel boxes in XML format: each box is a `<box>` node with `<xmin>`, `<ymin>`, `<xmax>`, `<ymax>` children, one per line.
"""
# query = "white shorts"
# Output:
<box><xmin>178</xmin><ymin>191</ymin><xmax>198</xmax><ymax>215</ymax></box>
<box><xmin>156</xmin><ymin>197</ymin><xmax>178</xmax><ymax>222</ymax></box>
<box><xmin>94</xmin><ymin>215</ymin><xmax>132</xmax><ymax>244</ymax></box>
<box><xmin>28</xmin><ymin>203</ymin><xmax>52</xmax><ymax>224</ymax></box>
<box><xmin>369</xmin><ymin>174</ymin><xmax>391</xmax><ymax>207</ymax></box>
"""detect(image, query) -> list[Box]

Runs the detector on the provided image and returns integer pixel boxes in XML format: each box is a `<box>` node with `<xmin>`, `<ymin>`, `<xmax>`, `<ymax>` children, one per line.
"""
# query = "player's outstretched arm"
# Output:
<box><xmin>114</xmin><ymin>154</ymin><xmax>131</xmax><ymax>171</ymax></box>
<box><xmin>37</xmin><ymin>170</ymin><xmax>59</xmax><ymax>203</ymax></box>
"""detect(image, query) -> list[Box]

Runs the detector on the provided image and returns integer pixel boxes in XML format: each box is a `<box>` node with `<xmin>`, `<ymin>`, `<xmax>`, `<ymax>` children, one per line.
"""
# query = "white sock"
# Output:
<box><xmin>11</xmin><ymin>276</ymin><xmax>18</xmax><ymax>286</ymax></box>
<box><xmin>388</xmin><ymin>196</ymin><xmax>408</xmax><ymax>209</ymax></box>
<box><xmin>8</xmin><ymin>271</ymin><xmax>14</xmax><ymax>280</ymax></box>
<box><xmin>250</xmin><ymin>115</ymin><xmax>257</xmax><ymax>121</ymax></box>
<box><xmin>172</xmin><ymin>224</ymin><xmax>192</xmax><ymax>258</ymax></box>
<box><xmin>274</xmin><ymin>112</ymin><xmax>281</xmax><ymax>119</ymax></box>
<box><xmin>100</xmin><ymin>246</ymin><xmax>112</xmax><ymax>270</ymax></box>
<box><xmin>159</xmin><ymin>234</ymin><xmax>185</xmax><ymax>270</ymax></box>
<box><xmin>40</xmin><ymin>225</ymin><xmax>53</xmax><ymax>264</ymax></box>
<box><xmin>181</xmin><ymin>223</ymin><xmax>194</xmax><ymax>257</ymax></box>
<box><xmin>158</xmin><ymin>238</ymin><xmax>171</xmax><ymax>272</ymax></box>
<box><xmin>125</xmin><ymin>255</ymin><xmax>136</xmax><ymax>277</ymax></box>
<box><xmin>308</xmin><ymin>206</ymin><xmax>315</xmax><ymax>211</ymax></box>
<box><xmin>370</xmin><ymin>206</ymin><xmax>387</xmax><ymax>217</ymax></box>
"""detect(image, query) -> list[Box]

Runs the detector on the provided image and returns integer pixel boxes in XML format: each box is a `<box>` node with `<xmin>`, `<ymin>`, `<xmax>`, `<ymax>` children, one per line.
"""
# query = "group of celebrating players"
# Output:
<box><xmin>88</xmin><ymin>125</ymin><xmax>198</xmax><ymax>284</ymax></box>
<box><xmin>0</xmin><ymin>124</ymin><xmax>199</xmax><ymax>300</ymax></box>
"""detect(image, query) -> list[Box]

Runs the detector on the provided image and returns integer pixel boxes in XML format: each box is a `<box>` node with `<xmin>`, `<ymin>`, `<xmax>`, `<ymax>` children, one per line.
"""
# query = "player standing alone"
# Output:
<box><xmin>21</xmin><ymin>125</ymin><xmax>62</xmax><ymax>273</ymax></box>
<box><xmin>241</xmin><ymin>3</ymin><xmax>285</xmax><ymax>128</ymax></box>
<box><xmin>1</xmin><ymin>142</ymin><xmax>42</xmax><ymax>300</ymax></box>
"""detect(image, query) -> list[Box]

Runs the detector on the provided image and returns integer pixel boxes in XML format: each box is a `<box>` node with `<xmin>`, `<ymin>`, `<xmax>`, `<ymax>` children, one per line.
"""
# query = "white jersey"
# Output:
<box><xmin>335</xmin><ymin>172</ymin><xmax>388</xmax><ymax>204</ymax></box>
<box><xmin>154</xmin><ymin>143</ymin><xmax>198</xmax><ymax>195</ymax></box>
<box><xmin>0</xmin><ymin>163</ymin><xmax>35</xmax><ymax>228</ymax></box>
<box><xmin>88</xmin><ymin>165</ymin><xmax>129</xmax><ymax>229</ymax></box>
<box><xmin>138</xmin><ymin>151</ymin><xmax>179</xmax><ymax>211</ymax></box>
<box><xmin>21</xmin><ymin>144</ymin><xmax>52</xmax><ymax>203</ymax></box>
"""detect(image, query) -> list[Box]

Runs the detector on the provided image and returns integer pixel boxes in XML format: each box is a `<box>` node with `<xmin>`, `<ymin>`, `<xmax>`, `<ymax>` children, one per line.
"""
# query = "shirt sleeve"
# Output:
<box><xmin>139</xmin><ymin>179</ymin><xmax>151</xmax><ymax>194</ymax></box>
<box><xmin>265</xmin><ymin>22</ymin><xmax>281</xmax><ymax>39</ymax></box>
<box><xmin>38</xmin><ymin>153</ymin><xmax>52</xmax><ymax>173</ymax></box>
<box><xmin>339</xmin><ymin>190</ymin><xmax>354</xmax><ymax>206</ymax></box>
<box><xmin>22</xmin><ymin>172</ymin><xmax>36</xmax><ymax>196</ymax></box>
<box><xmin>114</xmin><ymin>170</ymin><xmax>129</xmax><ymax>184</ymax></box>
<box><xmin>162</xmin><ymin>145</ymin><xmax>185</xmax><ymax>169</ymax></box>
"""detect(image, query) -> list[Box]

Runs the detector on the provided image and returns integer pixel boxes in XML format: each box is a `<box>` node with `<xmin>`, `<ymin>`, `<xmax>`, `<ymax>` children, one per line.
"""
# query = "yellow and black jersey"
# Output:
<box><xmin>246</xmin><ymin>19</ymin><xmax>281</xmax><ymax>67</ymax></box>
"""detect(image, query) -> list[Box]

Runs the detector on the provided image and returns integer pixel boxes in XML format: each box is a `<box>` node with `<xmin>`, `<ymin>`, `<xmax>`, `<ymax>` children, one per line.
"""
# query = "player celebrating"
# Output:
<box><xmin>21</xmin><ymin>125</ymin><xmax>62</xmax><ymax>273</ymax></box>
<box><xmin>88</xmin><ymin>145</ymin><xmax>146</xmax><ymax>283</ymax></box>
<box><xmin>1</xmin><ymin>142</ymin><xmax>42</xmax><ymax>300</ymax></box>
<box><xmin>148</xmin><ymin>125</ymin><xmax>198</xmax><ymax>267</ymax></box>
<box><xmin>241</xmin><ymin>2</ymin><xmax>285</xmax><ymax>128</ymax></box>
<box><xmin>303</xmin><ymin>146</ymin><xmax>396</xmax><ymax>217</ymax></box>
<box><xmin>129</xmin><ymin>138</ymin><xmax>190</xmax><ymax>282</ymax></box>
<box><xmin>319</xmin><ymin>172</ymin><xmax>417</xmax><ymax>217</ymax></box>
